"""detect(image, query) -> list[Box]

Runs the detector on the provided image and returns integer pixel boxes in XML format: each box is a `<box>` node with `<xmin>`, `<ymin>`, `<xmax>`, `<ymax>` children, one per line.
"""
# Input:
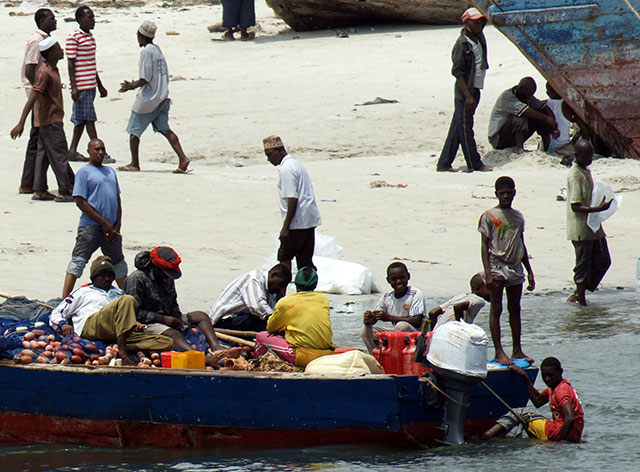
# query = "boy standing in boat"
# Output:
<box><xmin>479</xmin><ymin>176</ymin><xmax>534</xmax><ymax>365</ymax></box>
<box><xmin>361</xmin><ymin>262</ymin><xmax>425</xmax><ymax>353</ymax></box>
<box><xmin>481</xmin><ymin>357</ymin><xmax>584</xmax><ymax>442</ymax></box>
<box><xmin>436</xmin><ymin>7</ymin><xmax>492</xmax><ymax>173</ymax></box>
<box><xmin>566</xmin><ymin>139</ymin><xmax>612</xmax><ymax>306</ymax></box>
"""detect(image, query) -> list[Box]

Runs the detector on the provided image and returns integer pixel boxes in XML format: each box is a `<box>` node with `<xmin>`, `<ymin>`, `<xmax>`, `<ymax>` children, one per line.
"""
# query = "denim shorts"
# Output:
<box><xmin>66</xmin><ymin>225</ymin><xmax>128</xmax><ymax>279</ymax></box>
<box><xmin>71</xmin><ymin>88</ymin><xmax>97</xmax><ymax>125</ymax></box>
<box><xmin>126</xmin><ymin>99</ymin><xmax>171</xmax><ymax>138</ymax></box>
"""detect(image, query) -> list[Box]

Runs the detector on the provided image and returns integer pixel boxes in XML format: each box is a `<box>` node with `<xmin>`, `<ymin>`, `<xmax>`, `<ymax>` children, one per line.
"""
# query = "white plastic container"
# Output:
<box><xmin>427</xmin><ymin>321</ymin><xmax>488</xmax><ymax>378</ymax></box>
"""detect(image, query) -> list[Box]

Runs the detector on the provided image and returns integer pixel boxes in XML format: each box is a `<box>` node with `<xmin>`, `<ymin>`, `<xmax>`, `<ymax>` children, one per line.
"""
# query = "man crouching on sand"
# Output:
<box><xmin>481</xmin><ymin>357</ymin><xmax>584</xmax><ymax>442</ymax></box>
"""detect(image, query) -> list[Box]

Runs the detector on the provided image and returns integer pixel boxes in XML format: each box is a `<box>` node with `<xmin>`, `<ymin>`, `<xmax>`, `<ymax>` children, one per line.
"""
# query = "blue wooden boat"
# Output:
<box><xmin>472</xmin><ymin>0</ymin><xmax>640</xmax><ymax>159</ymax></box>
<box><xmin>0</xmin><ymin>362</ymin><xmax>536</xmax><ymax>448</ymax></box>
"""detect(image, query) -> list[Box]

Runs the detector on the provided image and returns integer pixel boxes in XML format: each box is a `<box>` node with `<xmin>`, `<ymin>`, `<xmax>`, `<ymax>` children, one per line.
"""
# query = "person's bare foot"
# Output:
<box><xmin>118</xmin><ymin>164</ymin><xmax>140</xmax><ymax>172</ymax></box>
<box><xmin>436</xmin><ymin>167</ymin><xmax>458</xmax><ymax>173</ymax></box>
<box><xmin>222</xmin><ymin>30</ymin><xmax>235</xmax><ymax>40</ymax></box>
<box><xmin>240</xmin><ymin>32</ymin><xmax>255</xmax><ymax>41</ymax></box>
<box><xmin>567</xmin><ymin>292</ymin><xmax>587</xmax><ymax>306</ymax></box>
<box><xmin>512</xmin><ymin>350</ymin><xmax>534</xmax><ymax>363</ymax></box>
<box><xmin>493</xmin><ymin>352</ymin><xmax>514</xmax><ymax>365</ymax></box>
<box><xmin>121</xmin><ymin>355</ymin><xmax>137</xmax><ymax>367</ymax></box>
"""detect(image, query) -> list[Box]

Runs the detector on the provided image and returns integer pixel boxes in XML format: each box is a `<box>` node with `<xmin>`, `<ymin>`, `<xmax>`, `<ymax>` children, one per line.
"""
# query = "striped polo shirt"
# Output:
<box><xmin>65</xmin><ymin>28</ymin><xmax>97</xmax><ymax>91</ymax></box>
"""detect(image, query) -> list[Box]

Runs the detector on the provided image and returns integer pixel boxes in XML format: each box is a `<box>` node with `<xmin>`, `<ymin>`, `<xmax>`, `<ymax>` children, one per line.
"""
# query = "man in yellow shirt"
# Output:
<box><xmin>255</xmin><ymin>266</ymin><xmax>335</xmax><ymax>367</ymax></box>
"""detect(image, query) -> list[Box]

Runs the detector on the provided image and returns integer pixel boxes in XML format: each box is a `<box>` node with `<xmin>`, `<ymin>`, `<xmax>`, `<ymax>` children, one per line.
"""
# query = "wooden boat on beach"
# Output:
<box><xmin>0</xmin><ymin>361</ymin><xmax>536</xmax><ymax>448</ymax></box>
<box><xmin>266</xmin><ymin>0</ymin><xmax>472</xmax><ymax>31</ymax></box>
<box><xmin>472</xmin><ymin>0</ymin><xmax>640</xmax><ymax>159</ymax></box>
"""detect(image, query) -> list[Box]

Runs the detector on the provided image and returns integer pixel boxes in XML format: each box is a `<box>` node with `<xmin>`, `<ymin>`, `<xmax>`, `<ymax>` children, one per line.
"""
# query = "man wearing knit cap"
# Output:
<box><xmin>118</xmin><ymin>20</ymin><xmax>190</xmax><ymax>174</ymax></box>
<box><xmin>124</xmin><ymin>247</ymin><xmax>225</xmax><ymax>353</ymax></box>
<box><xmin>50</xmin><ymin>255</ymin><xmax>173</xmax><ymax>365</ymax></box>
<box><xmin>264</xmin><ymin>136</ymin><xmax>322</xmax><ymax>271</ymax></box>
<box><xmin>255</xmin><ymin>266</ymin><xmax>335</xmax><ymax>368</ymax></box>
<box><xmin>11</xmin><ymin>37</ymin><xmax>75</xmax><ymax>202</ymax></box>
<box><xmin>437</xmin><ymin>7</ymin><xmax>492</xmax><ymax>173</ymax></box>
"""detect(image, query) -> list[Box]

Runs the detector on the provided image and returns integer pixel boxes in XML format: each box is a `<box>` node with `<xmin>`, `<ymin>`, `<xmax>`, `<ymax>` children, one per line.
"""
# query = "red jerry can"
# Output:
<box><xmin>373</xmin><ymin>331</ymin><xmax>433</xmax><ymax>375</ymax></box>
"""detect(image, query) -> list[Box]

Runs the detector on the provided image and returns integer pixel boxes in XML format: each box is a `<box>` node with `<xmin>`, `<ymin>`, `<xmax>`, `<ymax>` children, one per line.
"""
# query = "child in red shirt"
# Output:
<box><xmin>482</xmin><ymin>357</ymin><xmax>584</xmax><ymax>442</ymax></box>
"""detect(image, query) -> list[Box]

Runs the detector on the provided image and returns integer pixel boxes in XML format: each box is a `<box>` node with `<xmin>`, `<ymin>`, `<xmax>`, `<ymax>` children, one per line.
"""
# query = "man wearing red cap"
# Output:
<box><xmin>124</xmin><ymin>246</ymin><xmax>224</xmax><ymax>352</ymax></box>
<box><xmin>437</xmin><ymin>7</ymin><xmax>492</xmax><ymax>173</ymax></box>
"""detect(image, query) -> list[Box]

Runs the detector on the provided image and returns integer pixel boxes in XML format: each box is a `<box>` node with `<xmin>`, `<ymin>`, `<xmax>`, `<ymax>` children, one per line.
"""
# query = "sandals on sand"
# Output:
<box><xmin>31</xmin><ymin>191</ymin><xmax>55</xmax><ymax>201</ymax></box>
<box><xmin>54</xmin><ymin>194</ymin><xmax>74</xmax><ymax>203</ymax></box>
<box><xmin>117</xmin><ymin>165</ymin><xmax>140</xmax><ymax>172</ymax></box>
<box><xmin>172</xmin><ymin>167</ymin><xmax>192</xmax><ymax>174</ymax></box>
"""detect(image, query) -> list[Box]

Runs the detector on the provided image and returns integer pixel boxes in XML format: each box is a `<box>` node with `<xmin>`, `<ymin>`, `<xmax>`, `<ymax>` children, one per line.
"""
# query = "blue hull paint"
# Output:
<box><xmin>0</xmin><ymin>363</ymin><xmax>537</xmax><ymax>448</ymax></box>
<box><xmin>473</xmin><ymin>0</ymin><xmax>640</xmax><ymax>159</ymax></box>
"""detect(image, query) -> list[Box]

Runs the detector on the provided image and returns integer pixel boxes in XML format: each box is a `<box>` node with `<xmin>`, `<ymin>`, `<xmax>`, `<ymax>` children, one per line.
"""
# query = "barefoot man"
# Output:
<box><xmin>118</xmin><ymin>21</ymin><xmax>190</xmax><ymax>173</ymax></box>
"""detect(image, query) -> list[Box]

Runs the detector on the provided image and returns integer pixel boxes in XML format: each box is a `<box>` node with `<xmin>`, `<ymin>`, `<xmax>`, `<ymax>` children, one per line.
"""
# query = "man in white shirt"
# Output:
<box><xmin>118</xmin><ymin>20</ymin><xmax>190</xmax><ymax>173</ymax></box>
<box><xmin>50</xmin><ymin>255</ymin><xmax>173</xmax><ymax>365</ymax></box>
<box><xmin>209</xmin><ymin>264</ymin><xmax>291</xmax><ymax>331</ymax></box>
<box><xmin>264</xmin><ymin>135</ymin><xmax>322</xmax><ymax>270</ymax></box>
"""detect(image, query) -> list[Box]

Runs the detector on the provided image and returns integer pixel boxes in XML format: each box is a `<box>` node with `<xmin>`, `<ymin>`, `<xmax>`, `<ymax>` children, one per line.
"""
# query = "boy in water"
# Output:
<box><xmin>479</xmin><ymin>176</ymin><xmax>534</xmax><ymax>365</ymax></box>
<box><xmin>481</xmin><ymin>357</ymin><xmax>584</xmax><ymax>442</ymax></box>
<box><xmin>361</xmin><ymin>262</ymin><xmax>425</xmax><ymax>353</ymax></box>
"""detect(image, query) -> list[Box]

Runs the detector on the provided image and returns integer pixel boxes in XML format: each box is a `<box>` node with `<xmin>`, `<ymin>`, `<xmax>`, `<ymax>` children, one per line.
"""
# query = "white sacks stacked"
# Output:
<box><xmin>427</xmin><ymin>321</ymin><xmax>488</xmax><ymax>378</ymax></box>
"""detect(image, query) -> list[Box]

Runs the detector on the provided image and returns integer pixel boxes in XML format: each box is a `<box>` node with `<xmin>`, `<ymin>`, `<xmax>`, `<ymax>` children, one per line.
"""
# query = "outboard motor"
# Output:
<box><xmin>426</xmin><ymin>321</ymin><xmax>488</xmax><ymax>445</ymax></box>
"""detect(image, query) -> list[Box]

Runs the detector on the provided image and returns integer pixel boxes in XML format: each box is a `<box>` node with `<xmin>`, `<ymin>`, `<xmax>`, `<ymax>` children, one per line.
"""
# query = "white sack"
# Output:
<box><xmin>587</xmin><ymin>180</ymin><xmax>622</xmax><ymax>233</ymax></box>
<box><xmin>305</xmin><ymin>350</ymin><xmax>384</xmax><ymax>375</ymax></box>
<box><xmin>427</xmin><ymin>321</ymin><xmax>488</xmax><ymax>378</ymax></box>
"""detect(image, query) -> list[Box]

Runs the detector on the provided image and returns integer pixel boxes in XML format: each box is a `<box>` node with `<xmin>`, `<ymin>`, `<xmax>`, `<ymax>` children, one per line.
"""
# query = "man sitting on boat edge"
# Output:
<box><xmin>209</xmin><ymin>264</ymin><xmax>292</xmax><ymax>332</ymax></box>
<box><xmin>50</xmin><ymin>255</ymin><xmax>173</xmax><ymax>366</ymax></box>
<box><xmin>124</xmin><ymin>246</ymin><xmax>225</xmax><ymax>354</ymax></box>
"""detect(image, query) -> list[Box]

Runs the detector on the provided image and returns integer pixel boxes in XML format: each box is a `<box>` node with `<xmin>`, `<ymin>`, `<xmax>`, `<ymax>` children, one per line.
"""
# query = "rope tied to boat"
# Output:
<box><xmin>419</xmin><ymin>374</ymin><xmax>469</xmax><ymax>407</ymax></box>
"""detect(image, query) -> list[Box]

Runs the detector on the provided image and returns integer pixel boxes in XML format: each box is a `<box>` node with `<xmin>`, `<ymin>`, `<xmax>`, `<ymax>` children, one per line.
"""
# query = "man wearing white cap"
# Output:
<box><xmin>437</xmin><ymin>7</ymin><xmax>492</xmax><ymax>173</ymax></box>
<box><xmin>118</xmin><ymin>21</ymin><xmax>190</xmax><ymax>174</ymax></box>
<box><xmin>264</xmin><ymin>136</ymin><xmax>322</xmax><ymax>271</ymax></box>
<box><xmin>11</xmin><ymin>37</ymin><xmax>75</xmax><ymax>202</ymax></box>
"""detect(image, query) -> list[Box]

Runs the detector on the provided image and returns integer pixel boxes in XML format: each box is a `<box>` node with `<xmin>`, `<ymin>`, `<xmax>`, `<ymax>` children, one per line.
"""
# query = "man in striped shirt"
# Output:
<box><xmin>209</xmin><ymin>264</ymin><xmax>292</xmax><ymax>332</ymax></box>
<box><xmin>66</xmin><ymin>6</ymin><xmax>110</xmax><ymax>163</ymax></box>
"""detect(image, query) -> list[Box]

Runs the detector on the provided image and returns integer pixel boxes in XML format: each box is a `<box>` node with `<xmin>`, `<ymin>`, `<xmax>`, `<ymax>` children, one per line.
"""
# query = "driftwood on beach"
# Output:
<box><xmin>266</xmin><ymin>0</ymin><xmax>472</xmax><ymax>31</ymax></box>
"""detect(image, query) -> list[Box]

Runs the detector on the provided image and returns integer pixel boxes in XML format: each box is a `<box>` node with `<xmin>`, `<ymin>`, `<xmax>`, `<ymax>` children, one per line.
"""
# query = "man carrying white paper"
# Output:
<box><xmin>566</xmin><ymin>139</ymin><xmax>613</xmax><ymax>306</ymax></box>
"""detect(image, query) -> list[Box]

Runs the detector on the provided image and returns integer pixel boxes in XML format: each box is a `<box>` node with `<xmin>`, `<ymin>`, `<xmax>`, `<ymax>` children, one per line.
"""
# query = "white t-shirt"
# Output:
<box><xmin>433</xmin><ymin>293</ymin><xmax>485</xmax><ymax>331</ymax></box>
<box><xmin>546</xmin><ymin>98</ymin><xmax>571</xmax><ymax>147</ymax></box>
<box><xmin>132</xmin><ymin>43</ymin><xmax>169</xmax><ymax>114</ymax></box>
<box><xmin>278</xmin><ymin>154</ymin><xmax>322</xmax><ymax>230</ymax></box>
<box><xmin>465</xmin><ymin>36</ymin><xmax>486</xmax><ymax>90</ymax></box>
<box><xmin>374</xmin><ymin>286</ymin><xmax>425</xmax><ymax>323</ymax></box>
<box><xmin>49</xmin><ymin>284</ymin><xmax>124</xmax><ymax>337</ymax></box>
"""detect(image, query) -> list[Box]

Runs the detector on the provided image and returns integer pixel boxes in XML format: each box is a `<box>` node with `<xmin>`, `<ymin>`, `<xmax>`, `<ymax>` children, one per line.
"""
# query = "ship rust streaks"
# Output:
<box><xmin>473</xmin><ymin>0</ymin><xmax>640</xmax><ymax>159</ymax></box>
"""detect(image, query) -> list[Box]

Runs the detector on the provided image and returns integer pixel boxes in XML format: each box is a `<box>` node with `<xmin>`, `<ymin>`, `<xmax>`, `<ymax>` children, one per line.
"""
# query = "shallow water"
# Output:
<box><xmin>2</xmin><ymin>288</ymin><xmax>639</xmax><ymax>472</ymax></box>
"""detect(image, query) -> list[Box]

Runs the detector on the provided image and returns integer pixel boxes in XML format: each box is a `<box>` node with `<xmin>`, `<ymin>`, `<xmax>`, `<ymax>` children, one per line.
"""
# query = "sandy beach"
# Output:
<box><xmin>2</xmin><ymin>0</ymin><xmax>640</xmax><ymax>313</ymax></box>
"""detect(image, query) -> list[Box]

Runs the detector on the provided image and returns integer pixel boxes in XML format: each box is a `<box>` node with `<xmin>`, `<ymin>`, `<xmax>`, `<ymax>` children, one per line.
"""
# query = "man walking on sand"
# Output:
<box><xmin>62</xmin><ymin>138</ymin><xmax>127</xmax><ymax>298</ymax></box>
<box><xmin>18</xmin><ymin>8</ymin><xmax>56</xmax><ymax>195</ymax></box>
<box><xmin>264</xmin><ymin>135</ymin><xmax>322</xmax><ymax>271</ymax></box>
<box><xmin>437</xmin><ymin>7</ymin><xmax>492</xmax><ymax>173</ymax></box>
<box><xmin>66</xmin><ymin>6</ymin><xmax>112</xmax><ymax>163</ymax></box>
<box><xmin>11</xmin><ymin>38</ymin><xmax>75</xmax><ymax>203</ymax></box>
<box><xmin>118</xmin><ymin>21</ymin><xmax>190</xmax><ymax>174</ymax></box>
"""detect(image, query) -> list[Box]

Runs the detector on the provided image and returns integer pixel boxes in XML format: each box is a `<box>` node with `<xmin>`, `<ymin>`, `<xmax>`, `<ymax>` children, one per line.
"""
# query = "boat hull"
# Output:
<box><xmin>473</xmin><ymin>0</ymin><xmax>640</xmax><ymax>159</ymax></box>
<box><xmin>0</xmin><ymin>363</ymin><xmax>536</xmax><ymax>448</ymax></box>
<box><xmin>266</xmin><ymin>0</ymin><xmax>472</xmax><ymax>31</ymax></box>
